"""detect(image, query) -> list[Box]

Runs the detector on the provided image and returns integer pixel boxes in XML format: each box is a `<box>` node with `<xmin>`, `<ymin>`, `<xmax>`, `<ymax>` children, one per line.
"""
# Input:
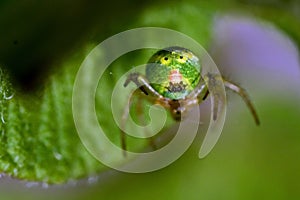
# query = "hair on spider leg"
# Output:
<box><xmin>222</xmin><ymin>77</ymin><xmax>260</xmax><ymax>125</ymax></box>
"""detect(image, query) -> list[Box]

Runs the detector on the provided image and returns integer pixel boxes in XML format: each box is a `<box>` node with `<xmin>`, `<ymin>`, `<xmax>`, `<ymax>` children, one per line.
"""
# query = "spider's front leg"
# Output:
<box><xmin>124</xmin><ymin>72</ymin><xmax>162</xmax><ymax>98</ymax></box>
<box><xmin>223</xmin><ymin>78</ymin><xmax>260</xmax><ymax>125</ymax></box>
<box><xmin>169</xmin><ymin>78</ymin><xmax>208</xmax><ymax>121</ymax></box>
<box><xmin>180</xmin><ymin>73</ymin><xmax>226</xmax><ymax>122</ymax></box>
<box><xmin>199</xmin><ymin>73</ymin><xmax>260</xmax><ymax>125</ymax></box>
<box><xmin>202</xmin><ymin>73</ymin><xmax>227</xmax><ymax>121</ymax></box>
<box><xmin>180</xmin><ymin>74</ymin><xmax>227</xmax><ymax>122</ymax></box>
<box><xmin>121</xmin><ymin>72</ymin><xmax>163</xmax><ymax>154</ymax></box>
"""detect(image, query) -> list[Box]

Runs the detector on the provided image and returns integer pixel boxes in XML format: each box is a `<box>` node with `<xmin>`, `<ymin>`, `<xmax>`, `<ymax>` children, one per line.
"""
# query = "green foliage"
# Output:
<box><xmin>0</xmin><ymin>62</ymin><xmax>103</xmax><ymax>183</ymax></box>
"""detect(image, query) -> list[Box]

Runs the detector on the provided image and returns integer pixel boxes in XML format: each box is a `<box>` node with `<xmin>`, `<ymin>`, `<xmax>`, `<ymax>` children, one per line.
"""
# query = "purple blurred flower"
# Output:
<box><xmin>211</xmin><ymin>15</ymin><xmax>300</xmax><ymax>100</ymax></box>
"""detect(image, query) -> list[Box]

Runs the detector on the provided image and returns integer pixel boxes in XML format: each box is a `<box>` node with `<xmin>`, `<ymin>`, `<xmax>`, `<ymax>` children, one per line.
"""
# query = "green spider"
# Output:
<box><xmin>122</xmin><ymin>46</ymin><xmax>260</xmax><ymax>151</ymax></box>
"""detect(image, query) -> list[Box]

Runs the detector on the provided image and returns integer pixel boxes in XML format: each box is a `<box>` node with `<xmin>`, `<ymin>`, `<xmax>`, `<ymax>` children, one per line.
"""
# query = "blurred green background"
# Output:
<box><xmin>0</xmin><ymin>0</ymin><xmax>300</xmax><ymax>199</ymax></box>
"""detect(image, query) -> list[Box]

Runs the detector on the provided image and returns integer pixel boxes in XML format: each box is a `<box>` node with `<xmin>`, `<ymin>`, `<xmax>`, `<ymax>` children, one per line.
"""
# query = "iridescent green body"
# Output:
<box><xmin>146</xmin><ymin>47</ymin><xmax>201</xmax><ymax>100</ymax></box>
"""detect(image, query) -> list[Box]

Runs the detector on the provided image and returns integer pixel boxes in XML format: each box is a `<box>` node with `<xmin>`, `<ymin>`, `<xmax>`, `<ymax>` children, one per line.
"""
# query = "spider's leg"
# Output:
<box><xmin>120</xmin><ymin>89</ymin><xmax>152</xmax><ymax>154</ymax></box>
<box><xmin>124</xmin><ymin>72</ymin><xmax>162</xmax><ymax>98</ymax></box>
<box><xmin>188</xmin><ymin>77</ymin><xmax>209</xmax><ymax>101</ymax></box>
<box><xmin>163</xmin><ymin>78</ymin><xmax>207</xmax><ymax>122</ymax></box>
<box><xmin>186</xmin><ymin>74</ymin><xmax>225</xmax><ymax>122</ymax></box>
<box><xmin>223</xmin><ymin>79</ymin><xmax>260</xmax><ymax>125</ymax></box>
<box><xmin>121</xmin><ymin>73</ymin><xmax>162</xmax><ymax>155</ymax></box>
<box><xmin>204</xmin><ymin>73</ymin><xmax>226</xmax><ymax>121</ymax></box>
<box><xmin>132</xmin><ymin>93</ymin><xmax>157</xmax><ymax>150</ymax></box>
<box><xmin>120</xmin><ymin>90</ymin><xmax>138</xmax><ymax>155</ymax></box>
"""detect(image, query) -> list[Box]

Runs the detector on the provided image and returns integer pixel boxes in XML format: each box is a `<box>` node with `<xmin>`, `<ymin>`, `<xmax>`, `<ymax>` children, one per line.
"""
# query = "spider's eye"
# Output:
<box><xmin>160</xmin><ymin>56</ymin><xmax>171</xmax><ymax>65</ymax></box>
<box><xmin>177</xmin><ymin>55</ymin><xmax>187</xmax><ymax>63</ymax></box>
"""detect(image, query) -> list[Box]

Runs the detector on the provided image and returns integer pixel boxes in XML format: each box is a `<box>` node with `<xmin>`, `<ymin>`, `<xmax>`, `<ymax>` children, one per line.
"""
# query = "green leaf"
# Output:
<box><xmin>0</xmin><ymin>0</ymin><xmax>299</xmax><ymax>185</ymax></box>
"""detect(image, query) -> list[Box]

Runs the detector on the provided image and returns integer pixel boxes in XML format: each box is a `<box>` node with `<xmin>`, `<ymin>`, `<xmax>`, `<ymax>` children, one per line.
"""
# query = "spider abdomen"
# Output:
<box><xmin>146</xmin><ymin>47</ymin><xmax>201</xmax><ymax>100</ymax></box>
